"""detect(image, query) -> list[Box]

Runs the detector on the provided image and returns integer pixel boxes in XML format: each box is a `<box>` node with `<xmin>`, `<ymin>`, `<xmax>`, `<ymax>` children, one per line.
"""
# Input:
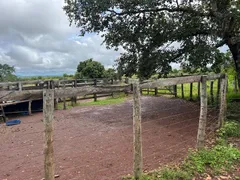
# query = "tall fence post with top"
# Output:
<box><xmin>218</xmin><ymin>74</ymin><xmax>228</xmax><ymax>128</ymax></box>
<box><xmin>43</xmin><ymin>89</ymin><xmax>55</xmax><ymax>180</ymax></box>
<box><xmin>133</xmin><ymin>81</ymin><xmax>142</xmax><ymax>179</ymax></box>
<box><xmin>197</xmin><ymin>75</ymin><xmax>208</xmax><ymax>149</ymax></box>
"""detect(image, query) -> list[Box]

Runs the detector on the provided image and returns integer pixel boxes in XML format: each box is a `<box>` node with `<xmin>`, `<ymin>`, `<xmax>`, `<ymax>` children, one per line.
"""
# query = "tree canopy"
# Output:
<box><xmin>64</xmin><ymin>0</ymin><xmax>240</xmax><ymax>84</ymax></box>
<box><xmin>75</xmin><ymin>58</ymin><xmax>105</xmax><ymax>79</ymax></box>
<box><xmin>0</xmin><ymin>64</ymin><xmax>17</xmax><ymax>82</ymax></box>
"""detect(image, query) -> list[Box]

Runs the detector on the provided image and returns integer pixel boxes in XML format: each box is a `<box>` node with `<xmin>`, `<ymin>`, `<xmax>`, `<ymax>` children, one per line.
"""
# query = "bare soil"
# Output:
<box><xmin>0</xmin><ymin>96</ymin><xmax>218</xmax><ymax>180</ymax></box>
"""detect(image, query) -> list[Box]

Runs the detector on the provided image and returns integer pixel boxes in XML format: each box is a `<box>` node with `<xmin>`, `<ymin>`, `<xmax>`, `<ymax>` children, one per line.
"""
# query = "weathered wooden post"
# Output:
<box><xmin>74</xmin><ymin>79</ymin><xmax>77</xmax><ymax>104</ymax></box>
<box><xmin>133</xmin><ymin>81</ymin><xmax>142</xmax><ymax>180</ymax></box>
<box><xmin>174</xmin><ymin>85</ymin><xmax>177</xmax><ymax>97</ymax></box>
<box><xmin>93</xmin><ymin>79</ymin><xmax>97</xmax><ymax>102</ymax></box>
<box><xmin>216</xmin><ymin>78</ymin><xmax>221</xmax><ymax>108</ymax></box>
<box><xmin>197</xmin><ymin>75</ymin><xmax>208</xmax><ymax>149</ymax></box>
<box><xmin>28</xmin><ymin>100</ymin><xmax>32</xmax><ymax>115</ymax></box>
<box><xmin>218</xmin><ymin>75</ymin><xmax>228</xmax><ymax>128</ymax></box>
<box><xmin>197</xmin><ymin>82</ymin><xmax>200</xmax><ymax>100</ymax></box>
<box><xmin>154</xmin><ymin>87</ymin><xmax>158</xmax><ymax>96</ymax></box>
<box><xmin>62</xmin><ymin>81</ymin><xmax>67</xmax><ymax>110</ymax></box>
<box><xmin>18</xmin><ymin>82</ymin><xmax>22</xmax><ymax>91</ymax></box>
<box><xmin>189</xmin><ymin>83</ymin><xmax>193</xmax><ymax>101</ymax></box>
<box><xmin>43</xmin><ymin>89</ymin><xmax>55</xmax><ymax>180</ymax></box>
<box><xmin>210</xmin><ymin>81</ymin><xmax>214</xmax><ymax>106</ymax></box>
<box><xmin>181</xmin><ymin>84</ymin><xmax>184</xmax><ymax>98</ymax></box>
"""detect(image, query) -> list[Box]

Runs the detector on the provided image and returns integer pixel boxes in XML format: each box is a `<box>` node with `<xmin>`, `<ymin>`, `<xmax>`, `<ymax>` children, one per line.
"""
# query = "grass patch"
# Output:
<box><xmin>57</xmin><ymin>93</ymin><xmax>128</xmax><ymax>109</ymax></box>
<box><xmin>77</xmin><ymin>96</ymin><xmax>127</xmax><ymax>106</ymax></box>
<box><xmin>123</xmin><ymin>144</ymin><xmax>240</xmax><ymax>180</ymax></box>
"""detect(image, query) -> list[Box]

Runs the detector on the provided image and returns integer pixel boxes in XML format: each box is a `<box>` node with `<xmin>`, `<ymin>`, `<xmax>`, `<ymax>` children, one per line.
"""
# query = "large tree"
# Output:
<box><xmin>76</xmin><ymin>58</ymin><xmax>105</xmax><ymax>79</ymax></box>
<box><xmin>0</xmin><ymin>64</ymin><xmax>17</xmax><ymax>82</ymax></box>
<box><xmin>64</xmin><ymin>0</ymin><xmax>240</xmax><ymax>84</ymax></box>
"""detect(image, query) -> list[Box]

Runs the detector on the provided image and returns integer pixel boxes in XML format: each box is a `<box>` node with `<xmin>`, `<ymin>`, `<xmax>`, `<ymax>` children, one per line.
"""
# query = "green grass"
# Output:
<box><xmin>57</xmin><ymin>93</ymin><xmax>127</xmax><ymax>109</ymax></box>
<box><xmin>77</xmin><ymin>96</ymin><xmax>127</xmax><ymax>106</ymax></box>
<box><xmin>123</xmin><ymin>144</ymin><xmax>240</xmax><ymax>180</ymax></box>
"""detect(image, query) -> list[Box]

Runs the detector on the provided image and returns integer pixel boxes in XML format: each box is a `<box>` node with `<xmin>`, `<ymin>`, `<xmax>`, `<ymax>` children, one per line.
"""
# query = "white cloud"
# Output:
<box><xmin>0</xmin><ymin>0</ymin><xmax>122</xmax><ymax>76</ymax></box>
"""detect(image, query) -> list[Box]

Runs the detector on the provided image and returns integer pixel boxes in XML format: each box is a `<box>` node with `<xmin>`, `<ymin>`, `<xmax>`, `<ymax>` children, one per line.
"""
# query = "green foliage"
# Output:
<box><xmin>217</xmin><ymin>121</ymin><xmax>240</xmax><ymax>138</ymax></box>
<box><xmin>123</xmin><ymin>144</ymin><xmax>240</xmax><ymax>180</ymax></box>
<box><xmin>64</xmin><ymin>0</ymin><xmax>240</xmax><ymax>79</ymax></box>
<box><xmin>0</xmin><ymin>64</ymin><xmax>17</xmax><ymax>82</ymax></box>
<box><xmin>76</xmin><ymin>58</ymin><xmax>105</xmax><ymax>79</ymax></box>
<box><xmin>104</xmin><ymin>68</ymin><xmax>118</xmax><ymax>80</ymax></box>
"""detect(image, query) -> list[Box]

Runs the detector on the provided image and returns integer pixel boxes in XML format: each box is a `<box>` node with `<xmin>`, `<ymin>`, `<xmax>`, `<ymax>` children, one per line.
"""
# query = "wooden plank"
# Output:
<box><xmin>206</xmin><ymin>74</ymin><xmax>224</xmax><ymax>80</ymax></box>
<box><xmin>218</xmin><ymin>75</ymin><xmax>228</xmax><ymax>128</ymax></box>
<box><xmin>140</xmin><ymin>75</ymin><xmax>201</xmax><ymax>88</ymax></box>
<box><xmin>43</xmin><ymin>89</ymin><xmax>55</xmax><ymax>180</ymax></box>
<box><xmin>133</xmin><ymin>82</ymin><xmax>142</xmax><ymax>179</ymax></box>
<box><xmin>197</xmin><ymin>76</ymin><xmax>208</xmax><ymax>149</ymax></box>
<box><xmin>0</xmin><ymin>85</ymin><xmax>131</xmax><ymax>101</ymax></box>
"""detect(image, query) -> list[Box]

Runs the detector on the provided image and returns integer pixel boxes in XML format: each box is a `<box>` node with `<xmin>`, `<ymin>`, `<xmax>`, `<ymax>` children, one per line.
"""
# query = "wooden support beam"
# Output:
<box><xmin>218</xmin><ymin>75</ymin><xmax>228</xmax><ymax>128</ymax></box>
<box><xmin>197</xmin><ymin>82</ymin><xmax>200</xmax><ymax>100</ymax></box>
<box><xmin>189</xmin><ymin>83</ymin><xmax>193</xmax><ymax>101</ymax></box>
<box><xmin>174</xmin><ymin>85</ymin><xmax>177</xmax><ymax>97</ymax></box>
<box><xmin>28</xmin><ymin>100</ymin><xmax>32</xmax><ymax>115</ymax></box>
<box><xmin>140</xmin><ymin>75</ymin><xmax>201</xmax><ymax>89</ymax></box>
<box><xmin>197</xmin><ymin>76</ymin><xmax>208</xmax><ymax>149</ymax></box>
<box><xmin>43</xmin><ymin>89</ymin><xmax>55</xmax><ymax>180</ymax></box>
<box><xmin>154</xmin><ymin>87</ymin><xmax>158</xmax><ymax>96</ymax></box>
<box><xmin>0</xmin><ymin>85</ymin><xmax>131</xmax><ymax>101</ymax></box>
<box><xmin>210</xmin><ymin>81</ymin><xmax>214</xmax><ymax>106</ymax></box>
<box><xmin>181</xmin><ymin>84</ymin><xmax>184</xmax><ymax>98</ymax></box>
<box><xmin>63</xmin><ymin>82</ymin><xmax>66</xmax><ymax>110</ymax></box>
<box><xmin>93</xmin><ymin>79</ymin><xmax>97</xmax><ymax>102</ymax></box>
<box><xmin>133</xmin><ymin>82</ymin><xmax>142</xmax><ymax>180</ymax></box>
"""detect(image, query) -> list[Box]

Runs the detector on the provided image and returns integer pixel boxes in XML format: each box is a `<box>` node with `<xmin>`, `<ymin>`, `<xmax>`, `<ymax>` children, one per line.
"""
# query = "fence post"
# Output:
<box><xmin>28</xmin><ymin>100</ymin><xmax>32</xmax><ymax>115</ymax></box>
<box><xmin>197</xmin><ymin>75</ymin><xmax>208</xmax><ymax>149</ymax></box>
<box><xmin>154</xmin><ymin>87</ymin><xmax>158</xmax><ymax>96</ymax></box>
<box><xmin>63</xmin><ymin>82</ymin><xmax>67</xmax><ymax>110</ymax></box>
<box><xmin>218</xmin><ymin>75</ymin><xmax>228</xmax><ymax>128</ymax></box>
<box><xmin>210</xmin><ymin>81</ymin><xmax>214</xmax><ymax>106</ymax></box>
<box><xmin>174</xmin><ymin>85</ymin><xmax>177</xmax><ymax>97</ymax></box>
<box><xmin>18</xmin><ymin>82</ymin><xmax>22</xmax><ymax>91</ymax></box>
<box><xmin>74</xmin><ymin>79</ymin><xmax>77</xmax><ymax>104</ymax></box>
<box><xmin>190</xmin><ymin>83</ymin><xmax>193</xmax><ymax>101</ymax></box>
<box><xmin>216</xmin><ymin>78</ymin><xmax>221</xmax><ymax>108</ymax></box>
<box><xmin>43</xmin><ymin>89</ymin><xmax>55</xmax><ymax>180</ymax></box>
<box><xmin>197</xmin><ymin>82</ymin><xmax>200</xmax><ymax>100</ymax></box>
<box><xmin>133</xmin><ymin>82</ymin><xmax>142</xmax><ymax>179</ymax></box>
<box><xmin>181</xmin><ymin>84</ymin><xmax>184</xmax><ymax>98</ymax></box>
<box><xmin>94</xmin><ymin>79</ymin><xmax>97</xmax><ymax>102</ymax></box>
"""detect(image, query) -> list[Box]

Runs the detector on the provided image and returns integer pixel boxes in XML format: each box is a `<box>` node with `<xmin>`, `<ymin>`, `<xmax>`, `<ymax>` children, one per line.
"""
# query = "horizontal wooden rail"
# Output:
<box><xmin>140</xmin><ymin>76</ymin><xmax>202</xmax><ymax>88</ymax></box>
<box><xmin>0</xmin><ymin>85</ymin><xmax>131</xmax><ymax>101</ymax></box>
<box><xmin>140</xmin><ymin>74</ymin><xmax>223</xmax><ymax>89</ymax></box>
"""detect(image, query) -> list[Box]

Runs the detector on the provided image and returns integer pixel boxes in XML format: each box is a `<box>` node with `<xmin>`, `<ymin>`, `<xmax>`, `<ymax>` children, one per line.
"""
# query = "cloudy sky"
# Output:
<box><xmin>0</xmin><ymin>0</ymin><xmax>123</xmax><ymax>76</ymax></box>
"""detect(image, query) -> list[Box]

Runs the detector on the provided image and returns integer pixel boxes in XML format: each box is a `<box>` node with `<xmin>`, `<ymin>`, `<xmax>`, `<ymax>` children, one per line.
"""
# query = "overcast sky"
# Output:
<box><xmin>0</xmin><ymin>0</ymin><xmax>123</xmax><ymax>76</ymax></box>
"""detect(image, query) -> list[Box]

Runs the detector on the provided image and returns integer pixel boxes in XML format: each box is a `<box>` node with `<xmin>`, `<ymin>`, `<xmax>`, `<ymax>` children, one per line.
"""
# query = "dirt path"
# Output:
<box><xmin>0</xmin><ymin>96</ymin><xmax>217</xmax><ymax>180</ymax></box>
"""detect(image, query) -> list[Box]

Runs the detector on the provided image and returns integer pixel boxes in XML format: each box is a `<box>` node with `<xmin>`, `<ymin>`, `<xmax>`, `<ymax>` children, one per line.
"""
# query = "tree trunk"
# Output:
<box><xmin>228</xmin><ymin>42</ymin><xmax>240</xmax><ymax>88</ymax></box>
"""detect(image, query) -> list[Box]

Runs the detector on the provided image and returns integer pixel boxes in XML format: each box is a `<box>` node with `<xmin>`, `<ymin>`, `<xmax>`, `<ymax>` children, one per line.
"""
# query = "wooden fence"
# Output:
<box><xmin>0</xmin><ymin>78</ymin><xmax>128</xmax><ymax>118</ymax></box>
<box><xmin>0</xmin><ymin>74</ymin><xmax>227</xmax><ymax>180</ymax></box>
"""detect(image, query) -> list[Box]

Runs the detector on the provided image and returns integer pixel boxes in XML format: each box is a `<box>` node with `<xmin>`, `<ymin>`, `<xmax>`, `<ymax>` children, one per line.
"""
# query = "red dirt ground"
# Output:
<box><xmin>0</xmin><ymin>96</ymin><xmax>218</xmax><ymax>180</ymax></box>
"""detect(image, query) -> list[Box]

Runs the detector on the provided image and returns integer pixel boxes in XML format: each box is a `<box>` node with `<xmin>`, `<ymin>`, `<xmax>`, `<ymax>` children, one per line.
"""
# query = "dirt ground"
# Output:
<box><xmin>0</xmin><ymin>96</ymin><xmax>218</xmax><ymax>180</ymax></box>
